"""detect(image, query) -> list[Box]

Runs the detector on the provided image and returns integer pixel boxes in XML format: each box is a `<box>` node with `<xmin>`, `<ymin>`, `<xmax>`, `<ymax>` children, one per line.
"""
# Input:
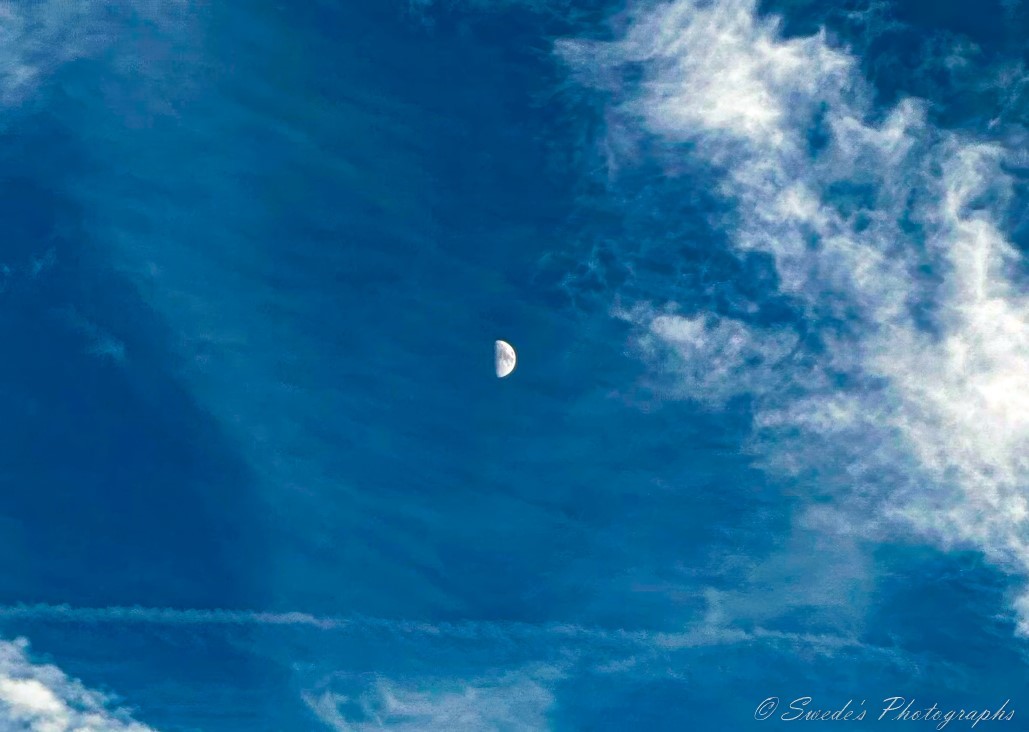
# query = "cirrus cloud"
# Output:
<box><xmin>558</xmin><ymin>0</ymin><xmax>1029</xmax><ymax>630</ymax></box>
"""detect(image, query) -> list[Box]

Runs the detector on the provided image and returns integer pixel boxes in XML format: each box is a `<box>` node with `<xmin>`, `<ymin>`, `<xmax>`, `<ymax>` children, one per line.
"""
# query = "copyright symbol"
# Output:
<box><xmin>755</xmin><ymin>697</ymin><xmax>779</xmax><ymax>720</ymax></box>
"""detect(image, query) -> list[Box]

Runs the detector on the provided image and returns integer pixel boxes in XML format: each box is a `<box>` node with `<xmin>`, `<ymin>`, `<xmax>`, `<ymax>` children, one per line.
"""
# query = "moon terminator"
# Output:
<box><xmin>495</xmin><ymin>340</ymin><xmax>516</xmax><ymax>378</ymax></box>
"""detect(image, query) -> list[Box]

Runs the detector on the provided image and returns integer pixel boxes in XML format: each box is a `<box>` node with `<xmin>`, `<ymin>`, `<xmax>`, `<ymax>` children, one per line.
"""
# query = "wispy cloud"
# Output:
<box><xmin>559</xmin><ymin>0</ymin><xmax>1029</xmax><ymax>629</ymax></box>
<box><xmin>10</xmin><ymin>602</ymin><xmax>940</xmax><ymax>732</ymax></box>
<box><xmin>57</xmin><ymin>308</ymin><xmax>128</xmax><ymax>363</ymax></box>
<box><xmin>0</xmin><ymin>638</ymin><xmax>157</xmax><ymax>731</ymax></box>
<box><xmin>614</xmin><ymin>304</ymin><xmax>801</xmax><ymax>406</ymax></box>
<box><xmin>0</xmin><ymin>0</ymin><xmax>188</xmax><ymax>109</ymax></box>
<box><xmin>7</xmin><ymin>603</ymin><xmax>918</xmax><ymax>731</ymax></box>
<box><xmin>0</xmin><ymin>0</ymin><xmax>113</xmax><ymax>107</ymax></box>
<box><xmin>302</xmin><ymin>667</ymin><xmax>559</xmax><ymax>732</ymax></box>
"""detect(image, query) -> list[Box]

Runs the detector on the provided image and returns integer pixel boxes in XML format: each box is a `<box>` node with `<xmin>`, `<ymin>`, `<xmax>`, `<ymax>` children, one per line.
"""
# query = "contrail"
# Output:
<box><xmin>0</xmin><ymin>603</ymin><xmax>345</xmax><ymax>629</ymax></box>
<box><xmin>0</xmin><ymin>603</ymin><xmax>652</xmax><ymax>644</ymax></box>
<box><xmin>0</xmin><ymin>602</ymin><xmax>885</xmax><ymax>658</ymax></box>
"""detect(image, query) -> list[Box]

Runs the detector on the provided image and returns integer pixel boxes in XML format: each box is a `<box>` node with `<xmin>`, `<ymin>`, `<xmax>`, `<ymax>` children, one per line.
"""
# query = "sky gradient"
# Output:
<box><xmin>0</xmin><ymin>0</ymin><xmax>1027</xmax><ymax>729</ymax></box>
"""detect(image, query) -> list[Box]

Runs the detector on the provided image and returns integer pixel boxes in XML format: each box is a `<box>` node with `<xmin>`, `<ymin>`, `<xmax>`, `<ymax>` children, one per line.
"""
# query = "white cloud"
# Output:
<box><xmin>302</xmin><ymin>669</ymin><xmax>557</xmax><ymax>732</ymax></box>
<box><xmin>560</xmin><ymin>0</ymin><xmax>1029</xmax><ymax>630</ymax></box>
<box><xmin>604</xmin><ymin>0</ymin><xmax>853</xmax><ymax>150</ymax></box>
<box><xmin>616</xmin><ymin>304</ymin><xmax>799</xmax><ymax>405</ymax></box>
<box><xmin>876</xmin><ymin>149</ymin><xmax>1029</xmax><ymax>569</ymax></box>
<box><xmin>0</xmin><ymin>638</ymin><xmax>156</xmax><ymax>732</ymax></box>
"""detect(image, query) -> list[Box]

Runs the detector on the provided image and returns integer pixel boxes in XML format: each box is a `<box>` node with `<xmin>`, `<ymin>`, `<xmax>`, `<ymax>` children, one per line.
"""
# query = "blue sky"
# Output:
<box><xmin>0</xmin><ymin>0</ymin><xmax>1027</xmax><ymax>729</ymax></box>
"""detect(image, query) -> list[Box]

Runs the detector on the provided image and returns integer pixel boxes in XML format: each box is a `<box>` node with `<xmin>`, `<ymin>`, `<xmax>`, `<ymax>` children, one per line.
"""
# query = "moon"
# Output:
<box><xmin>495</xmin><ymin>340</ymin><xmax>516</xmax><ymax>378</ymax></box>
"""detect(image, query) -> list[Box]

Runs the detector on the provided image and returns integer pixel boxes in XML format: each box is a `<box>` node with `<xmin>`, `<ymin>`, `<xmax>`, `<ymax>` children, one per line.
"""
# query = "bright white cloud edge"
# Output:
<box><xmin>0</xmin><ymin>638</ymin><xmax>157</xmax><ymax>732</ymax></box>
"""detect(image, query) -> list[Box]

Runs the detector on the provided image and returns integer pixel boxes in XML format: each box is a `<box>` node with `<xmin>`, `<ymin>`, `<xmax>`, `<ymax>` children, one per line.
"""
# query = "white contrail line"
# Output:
<box><xmin>0</xmin><ymin>602</ymin><xmax>892</xmax><ymax>658</ymax></box>
<box><xmin>0</xmin><ymin>603</ymin><xmax>648</xmax><ymax>641</ymax></box>
<box><xmin>0</xmin><ymin>603</ymin><xmax>345</xmax><ymax>629</ymax></box>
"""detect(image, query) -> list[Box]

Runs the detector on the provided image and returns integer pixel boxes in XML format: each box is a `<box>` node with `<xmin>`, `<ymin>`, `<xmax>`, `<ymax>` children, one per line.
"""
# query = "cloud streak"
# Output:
<box><xmin>0</xmin><ymin>602</ymin><xmax>888</xmax><ymax>659</ymax></box>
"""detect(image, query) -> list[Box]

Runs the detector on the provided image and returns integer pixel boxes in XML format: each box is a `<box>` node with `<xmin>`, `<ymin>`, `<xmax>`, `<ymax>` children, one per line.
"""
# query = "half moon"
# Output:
<box><xmin>495</xmin><ymin>340</ymin><xmax>516</xmax><ymax>378</ymax></box>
